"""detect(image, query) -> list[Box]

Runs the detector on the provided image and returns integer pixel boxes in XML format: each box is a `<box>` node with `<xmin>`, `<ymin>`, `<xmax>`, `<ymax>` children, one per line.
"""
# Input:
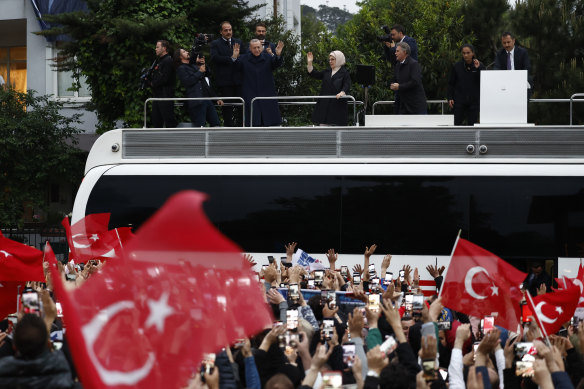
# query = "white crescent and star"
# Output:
<box><xmin>72</xmin><ymin>234</ymin><xmax>93</xmax><ymax>249</ymax></box>
<box><xmin>534</xmin><ymin>301</ymin><xmax>558</xmax><ymax>324</ymax></box>
<box><xmin>0</xmin><ymin>250</ymin><xmax>12</xmax><ymax>258</ymax></box>
<box><xmin>464</xmin><ymin>266</ymin><xmax>498</xmax><ymax>300</ymax></box>
<box><xmin>81</xmin><ymin>292</ymin><xmax>175</xmax><ymax>385</ymax></box>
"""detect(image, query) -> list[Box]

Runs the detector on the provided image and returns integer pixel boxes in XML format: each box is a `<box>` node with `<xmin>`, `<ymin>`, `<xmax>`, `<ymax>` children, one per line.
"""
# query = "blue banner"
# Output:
<box><xmin>30</xmin><ymin>0</ymin><xmax>88</xmax><ymax>41</ymax></box>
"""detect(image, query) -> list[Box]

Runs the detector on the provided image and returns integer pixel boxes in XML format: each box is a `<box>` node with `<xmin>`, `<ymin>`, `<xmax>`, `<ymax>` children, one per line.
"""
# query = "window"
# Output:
<box><xmin>54</xmin><ymin>43</ymin><xmax>90</xmax><ymax>100</ymax></box>
<box><xmin>0</xmin><ymin>46</ymin><xmax>27</xmax><ymax>93</ymax></box>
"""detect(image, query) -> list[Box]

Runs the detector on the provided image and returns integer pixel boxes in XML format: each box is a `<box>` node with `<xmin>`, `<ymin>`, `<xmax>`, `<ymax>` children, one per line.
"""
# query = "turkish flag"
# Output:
<box><xmin>441</xmin><ymin>238</ymin><xmax>526</xmax><ymax>331</ymax></box>
<box><xmin>49</xmin><ymin>191</ymin><xmax>272</xmax><ymax>389</ymax></box>
<box><xmin>555</xmin><ymin>264</ymin><xmax>584</xmax><ymax>308</ymax></box>
<box><xmin>62</xmin><ymin>214</ymin><xmax>133</xmax><ymax>263</ymax></box>
<box><xmin>0</xmin><ymin>281</ymin><xmax>25</xmax><ymax>320</ymax></box>
<box><xmin>526</xmin><ymin>287</ymin><xmax>580</xmax><ymax>336</ymax></box>
<box><xmin>0</xmin><ymin>231</ymin><xmax>44</xmax><ymax>282</ymax></box>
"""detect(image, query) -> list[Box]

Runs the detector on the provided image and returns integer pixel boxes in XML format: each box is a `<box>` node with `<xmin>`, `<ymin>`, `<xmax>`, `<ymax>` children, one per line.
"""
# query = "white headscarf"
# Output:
<box><xmin>330</xmin><ymin>50</ymin><xmax>345</xmax><ymax>76</ymax></box>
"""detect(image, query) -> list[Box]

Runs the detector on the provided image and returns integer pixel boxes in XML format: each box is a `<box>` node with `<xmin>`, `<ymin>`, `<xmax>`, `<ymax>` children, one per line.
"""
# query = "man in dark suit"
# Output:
<box><xmin>150</xmin><ymin>40</ymin><xmax>177</xmax><ymax>128</ymax></box>
<box><xmin>390</xmin><ymin>42</ymin><xmax>427</xmax><ymax>114</ymax></box>
<box><xmin>210</xmin><ymin>21</ymin><xmax>246</xmax><ymax>126</ymax></box>
<box><xmin>254</xmin><ymin>22</ymin><xmax>276</xmax><ymax>54</ymax></box>
<box><xmin>494</xmin><ymin>32</ymin><xmax>533</xmax><ymax>92</ymax></box>
<box><xmin>383</xmin><ymin>24</ymin><xmax>418</xmax><ymax>66</ymax></box>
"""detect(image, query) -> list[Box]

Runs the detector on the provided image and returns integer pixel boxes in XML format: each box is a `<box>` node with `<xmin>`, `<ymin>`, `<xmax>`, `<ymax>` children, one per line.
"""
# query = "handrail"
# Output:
<box><xmin>372</xmin><ymin>100</ymin><xmax>448</xmax><ymax>115</ymax></box>
<box><xmin>250</xmin><ymin>95</ymin><xmax>357</xmax><ymax>127</ymax></box>
<box><xmin>571</xmin><ymin>94</ymin><xmax>584</xmax><ymax>125</ymax></box>
<box><xmin>143</xmin><ymin>97</ymin><xmax>245</xmax><ymax>128</ymax></box>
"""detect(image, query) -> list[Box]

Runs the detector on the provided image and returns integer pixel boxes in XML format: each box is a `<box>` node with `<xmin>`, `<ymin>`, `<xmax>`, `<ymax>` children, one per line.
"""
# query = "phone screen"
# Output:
<box><xmin>379</xmin><ymin>336</ymin><xmax>397</xmax><ymax>355</ymax></box>
<box><xmin>384</xmin><ymin>272</ymin><xmax>393</xmax><ymax>284</ymax></box>
<box><xmin>353</xmin><ymin>272</ymin><xmax>361</xmax><ymax>284</ymax></box>
<box><xmin>515</xmin><ymin>342</ymin><xmax>536</xmax><ymax>377</ymax></box>
<box><xmin>521</xmin><ymin>303</ymin><xmax>533</xmax><ymax>323</ymax></box>
<box><xmin>22</xmin><ymin>290</ymin><xmax>42</xmax><ymax>316</ymax></box>
<box><xmin>405</xmin><ymin>293</ymin><xmax>413</xmax><ymax>311</ymax></box>
<box><xmin>308</xmin><ymin>279</ymin><xmax>315</xmax><ymax>288</ymax></box>
<box><xmin>314</xmin><ymin>270</ymin><xmax>324</xmax><ymax>284</ymax></box>
<box><xmin>322</xmin><ymin>371</ymin><xmax>343</xmax><ymax>389</ymax></box>
<box><xmin>328</xmin><ymin>290</ymin><xmax>337</xmax><ymax>309</ymax></box>
<box><xmin>483</xmin><ymin>316</ymin><xmax>495</xmax><ymax>334</ymax></box>
<box><xmin>368</xmin><ymin>264</ymin><xmax>376</xmax><ymax>276</ymax></box>
<box><xmin>399</xmin><ymin>270</ymin><xmax>405</xmax><ymax>282</ymax></box>
<box><xmin>289</xmin><ymin>283</ymin><xmax>300</xmax><ymax>300</ymax></box>
<box><xmin>412</xmin><ymin>294</ymin><xmax>424</xmax><ymax>311</ymax></box>
<box><xmin>368</xmin><ymin>294</ymin><xmax>380</xmax><ymax>312</ymax></box>
<box><xmin>342</xmin><ymin>343</ymin><xmax>356</xmax><ymax>367</ymax></box>
<box><xmin>341</xmin><ymin>266</ymin><xmax>348</xmax><ymax>275</ymax></box>
<box><xmin>322</xmin><ymin>319</ymin><xmax>334</xmax><ymax>340</ymax></box>
<box><xmin>287</xmin><ymin>309</ymin><xmax>299</xmax><ymax>330</ymax></box>
<box><xmin>201</xmin><ymin>353</ymin><xmax>216</xmax><ymax>375</ymax></box>
<box><xmin>422</xmin><ymin>360</ymin><xmax>436</xmax><ymax>381</ymax></box>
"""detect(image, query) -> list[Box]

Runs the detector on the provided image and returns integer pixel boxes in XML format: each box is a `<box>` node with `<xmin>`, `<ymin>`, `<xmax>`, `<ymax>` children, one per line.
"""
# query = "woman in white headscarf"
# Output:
<box><xmin>307</xmin><ymin>50</ymin><xmax>352</xmax><ymax>126</ymax></box>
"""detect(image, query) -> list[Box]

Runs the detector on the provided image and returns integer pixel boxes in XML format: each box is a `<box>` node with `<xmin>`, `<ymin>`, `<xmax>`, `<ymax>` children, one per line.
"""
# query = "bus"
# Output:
<box><xmin>72</xmin><ymin>126</ymin><xmax>584</xmax><ymax>292</ymax></box>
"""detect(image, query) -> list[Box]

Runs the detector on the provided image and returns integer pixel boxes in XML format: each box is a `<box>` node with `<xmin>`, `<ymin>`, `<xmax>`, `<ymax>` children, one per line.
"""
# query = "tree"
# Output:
<box><xmin>42</xmin><ymin>0</ymin><xmax>258</xmax><ymax>132</ymax></box>
<box><xmin>0</xmin><ymin>87</ymin><xmax>84</xmax><ymax>225</ymax></box>
<box><xmin>316</xmin><ymin>5</ymin><xmax>353</xmax><ymax>34</ymax></box>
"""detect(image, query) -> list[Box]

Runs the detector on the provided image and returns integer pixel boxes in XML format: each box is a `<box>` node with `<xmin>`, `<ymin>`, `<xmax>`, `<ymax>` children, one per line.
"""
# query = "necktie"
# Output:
<box><xmin>506</xmin><ymin>52</ymin><xmax>512</xmax><ymax>70</ymax></box>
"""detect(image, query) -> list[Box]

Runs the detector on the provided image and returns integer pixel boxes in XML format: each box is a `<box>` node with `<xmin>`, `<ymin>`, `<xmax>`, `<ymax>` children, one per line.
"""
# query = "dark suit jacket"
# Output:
<box><xmin>309</xmin><ymin>66</ymin><xmax>352</xmax><ymax>125</ymax></box>
<box><xmin>494</xmin><ymin>45</ymin><xmax>532</xmax><ymax>87</ymax></box>
<box><xmin>393</xmin><ymin>56</ymin><xmax>427</xmax><ymax>114</ymax></box>
<box><xmin>210</xmin><ymin>37</ymin><xmax>247</xmax><ymax>87</ymax></box>
<box><xmin>384</xmin><ymin>35</ymin><xmax>419</xmax><ymax>65</ymax></box>
<box><xmin>150</xmin><ymin>53</ymin><xmax>175</xmax><ymax>98</ymax></box>
<box><xmin>176</xmin><ymin>63</ymin><xmax>216</xmax><ymax>104</ymax></box>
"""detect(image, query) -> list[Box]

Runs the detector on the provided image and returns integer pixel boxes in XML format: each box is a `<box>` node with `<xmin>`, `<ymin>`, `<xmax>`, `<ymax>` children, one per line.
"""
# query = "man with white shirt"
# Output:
<box><xmin>390</xmin><ymin>42</ymin><xmax>427</xmax><ymax>114</ymax></box>
<box><xmin>494</xmin><ymin>32</ymin><xmax>532</xmax><ymax>94</ymax></box>
<box><xmin>254</xmin><ymin>22</ymin><xmax>276</xmax><ymax>54</ymax></box>
<box><xmin>210</xmin><ymin>21</ymin><xmax>246</xmax><ymax>126</ymax></box>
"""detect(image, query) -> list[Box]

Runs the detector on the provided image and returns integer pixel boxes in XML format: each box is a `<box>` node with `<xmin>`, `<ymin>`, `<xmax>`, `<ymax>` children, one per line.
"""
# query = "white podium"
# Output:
<box><xmin>479</xmin><ymin>70</ymin><xmax>529</xmax><ymax>125</ymax></box>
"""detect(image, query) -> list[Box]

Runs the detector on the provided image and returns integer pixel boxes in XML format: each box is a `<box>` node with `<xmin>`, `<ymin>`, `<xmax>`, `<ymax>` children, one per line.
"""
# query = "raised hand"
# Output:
<box><xmin>275</xmin><ymin>41</ymin><xmax>284</xmax><ymax>56</ymax></box>
<box><xmin>381</xmin><ymin>254</ymin><xmax>392</xmax><ymax>272</ymax></box>
<box><xmin>307</xmin><ymin>52</ymin><xmax>314</xmax><ymax>63</ymax></box>
<box><xmin>243</xmin><ymin>253</ymin><xmax>256</xmax><ymax>268</ymax></box>
<box><xmin>353</xmin><ymin>264</ymin><xmax>363</xmax><ymax>275</ymax></box>
<box><xmin>364</xmin><ymin>244</ymin><xmax>377</xmax><ymax>258</ymax></box>
<box><xmin>326</xmin><ymin>248</ymin><xmax>338</xmax><ymax>268</ymax></box>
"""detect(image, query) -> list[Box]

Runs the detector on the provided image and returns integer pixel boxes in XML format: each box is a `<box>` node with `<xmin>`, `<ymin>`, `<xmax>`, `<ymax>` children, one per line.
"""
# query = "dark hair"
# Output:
<box><xmin>173</xmin><ymin>48</ymin><xmax>184</xmax><ymax>68</ymax></box>
<box><xmin>255</xmin><ymin>22</ymin><xmax>267</xmax><ymax>30</ymax></box>
<box><xmin>219</xmin><ymin>21</ymin><xmax>231</xmax><ymax>31</ymax></box>
<box><xmin>461</xmin><ymin>44</ymin><xmax>475</xmax><ymax>53</ymax></box>
<box><xmin>501</xmin><ymin>31</ymin><xmax>515</xmax><ymax>39</ymax></box>
<box><xmin>13</xmin><ymin>314</ymin><xmax>48</xmax><ymax>360</ymax></box>
<box><xmin>307</xmin><ymin>295</ymin><xmax>323</xmax><ymax>321</ymax></box>
<box><xmin>391</xmin><ymin>24</ymin><xmax>405</xmax><ymax>34</ymax></box>
<box><xmin>266</xmin><ymin>373</ymin><xmax>295</xmax><ymax>389</ymax></box>
<box><xmin>379</xmin><ymin>363</ymin><xmax>411</xmax><ymax>389</ymax></box>
<box><xmin>157</xmin><ymin>40</ymin><xmax>171</xmax><ymax>53</ymax></box>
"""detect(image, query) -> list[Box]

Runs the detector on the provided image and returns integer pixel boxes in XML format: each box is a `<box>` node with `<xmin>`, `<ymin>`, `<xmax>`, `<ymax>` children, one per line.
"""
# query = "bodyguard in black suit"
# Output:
<box><xmin>390</xmin><ymin>42</ymin><xmax>427</xmax><ymax>114</ymax></box>
<box><xmin>447</xmin><ymin>44</ymin><xmax>485</xmax><ymax>125</ymax></box>
<box><xmin>382</xmin><ymin>24</ymin><xmax>418</xmax><ymax>66</ymax></box>
<box><xmin>254</xmin><ymin>22</ymin><xmax>276</xmax><ymax>55</ymax></box>
<box><xmin>494</xmin><ymin>32</ymin><xmax>533</xmax><ymax>92</ymax></box>
<box><xmin>210</xmin><ymin>21</ymin><xmax>246</xmax><ymax>126</ymax></box>
<box><xmin>150</xmin><ymin>40</ymin><xmax>177</xmax><ymax>128</ymax></box>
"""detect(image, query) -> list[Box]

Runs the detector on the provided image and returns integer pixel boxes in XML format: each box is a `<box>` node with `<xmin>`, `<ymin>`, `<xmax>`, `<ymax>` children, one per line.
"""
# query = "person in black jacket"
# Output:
<box><xmin>447</xmin><ymin>44</ymin><xmax>485</xmax><ymax>126</ymax></box>
<box><xmin>306</xmin><ymin>51</ymin><xmax>351</xmax><ymax>126</ymax></box>
<box><xmin>150</xmin><ymin>40</ymin><xmax>177</xmax><ymax>128</ymax></box>
<box><xmin>210</xmin><ymin>22</ymin><xmax>246</xmax><ymax>127</ymax></box>
<box><xmin>390</xmin><ymin>42</ymin><xmax>427</xmax><ymax>114</ymax></box>
<box><xmin>175</xmin><ymin>48</ymin><xmax>224</xmax><ymax>127</ymax></box>
<box><xmin>494</xmin><ymin>32</ymin><xmax>533</xmax><ymax>98</ymax></box>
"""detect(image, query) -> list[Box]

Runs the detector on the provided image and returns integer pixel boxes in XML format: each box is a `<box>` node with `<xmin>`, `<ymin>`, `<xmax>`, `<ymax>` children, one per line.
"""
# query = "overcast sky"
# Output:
<box><xmin>302</xmin><ymin>0</ymin><xmax>360</xmax><ymax>14</ymax></box>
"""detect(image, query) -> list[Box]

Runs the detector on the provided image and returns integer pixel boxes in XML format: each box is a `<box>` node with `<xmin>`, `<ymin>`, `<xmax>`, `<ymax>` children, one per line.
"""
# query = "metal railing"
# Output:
<box><xmin>372</xmin><ymin>100</ymin><xmax>449</xmax><ymax>114</ymax></box>
<box><xmin>250</xmin><ymin>95</ymin><xmax>358</xmax><ymax>127</ymax></box>
<box><xmin>571</xmin><ymin>94</ymin><xmax>584</xmax><ymax>125</ymax></box>
<box><xmin>143</xmin><ymin>97</ymin><xmax>245</xmax><ymax>128</ymax></box>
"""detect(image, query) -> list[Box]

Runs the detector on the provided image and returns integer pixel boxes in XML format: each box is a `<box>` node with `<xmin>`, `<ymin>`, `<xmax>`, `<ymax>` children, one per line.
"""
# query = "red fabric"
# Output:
<box><xmin>0</xmin><ymin>281</ymin><xmax>25</xmax><ymax>320</ymax></box>
<box><xmin>49</xmin><ymin>190</ymin><xmax>272</xmax><ymax>389</ymax></box>
<box><xmin>0</xmin><ymin>232</ymin><xmax>44</xmax><ymax>281</ymax></box>
<box><xmin>62</xmin><ymin>214</ymin><xmax>134</xmax><ymax>262</ymax></box>
<box><xmin>441</xmin><ymin>238</ymin><xmax>526</xmax><ymax>331</ymax></box>
<box><xmin>526</xmin><ymin>287</ymin><xmax>580</xmax><ymax>336</ymax></box>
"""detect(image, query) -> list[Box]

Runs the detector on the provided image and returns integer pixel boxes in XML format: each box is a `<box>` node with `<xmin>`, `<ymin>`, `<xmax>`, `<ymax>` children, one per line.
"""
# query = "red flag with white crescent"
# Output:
<box><xmin>526</xmin><ymin>287</ymin><xmax>580</xmax><ymax>336</ymax></box>
<box><xmin>49</xmin><ymin>191</ymin><xmax>272</xmax><ymax>389</ymax></box>
<box><xmin>0</xmin><ymin>231</ymin><xmax>44</xmax><ymax>282</ymax></box>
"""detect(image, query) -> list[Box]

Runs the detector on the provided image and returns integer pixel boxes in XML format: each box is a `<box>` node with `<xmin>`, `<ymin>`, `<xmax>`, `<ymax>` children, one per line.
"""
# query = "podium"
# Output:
<box><xmin>479</xmin><ymin>70</ymin><xmax>529</xmax><ymax>125</ymax></box>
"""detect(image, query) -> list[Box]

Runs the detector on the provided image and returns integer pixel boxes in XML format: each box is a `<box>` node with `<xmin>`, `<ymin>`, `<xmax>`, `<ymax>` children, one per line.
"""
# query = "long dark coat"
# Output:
<box><xmin>393</xmin><ymin>56</ymin><xmax>427</xmax><ymax>114</ymax></box>
<box><xmin>237</xmin><ymin>52</ymin><xmax>283</xmax><ymax>127</ymax></box>
<box><xmin>309</xmin><ymin>66</ymin><xmax>351</xmax><ymax>126</ymax></box>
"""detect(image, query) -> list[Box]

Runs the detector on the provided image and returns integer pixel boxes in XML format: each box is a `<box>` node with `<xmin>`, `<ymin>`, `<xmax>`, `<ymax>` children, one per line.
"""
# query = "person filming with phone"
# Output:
<box><xmin>447</xmin><ymin>44</ymin><xmax>485</xmax><ymax>126</ymax></box>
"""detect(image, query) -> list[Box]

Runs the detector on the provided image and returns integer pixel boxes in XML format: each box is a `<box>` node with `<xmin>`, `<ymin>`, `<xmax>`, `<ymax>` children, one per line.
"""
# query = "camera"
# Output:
<box><xmin>139</xmin><ymin>59</ymin><xmax>157</xmax><ymax>90</ymax></box>
<box><xmin>190</xmin><ymin>33</ymin><xmax>214</xmax><ymax>62</ymax></box>
<box><xmin>376</xmin><ymin>25</ymin><xmax>392</xmax><ymax>43</ymax></box>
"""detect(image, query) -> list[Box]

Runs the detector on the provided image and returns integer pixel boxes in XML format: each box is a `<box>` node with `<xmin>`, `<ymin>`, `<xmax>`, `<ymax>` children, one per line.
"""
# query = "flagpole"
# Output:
<box><xmin>438</xmin><ymin>229</ymin><xmax>462</xmax><ymax>298</ymax></box>
<box><xmin>525</xmin><ymin>291</ymin><xmax>551</xmax><ymax>347</ymax></box>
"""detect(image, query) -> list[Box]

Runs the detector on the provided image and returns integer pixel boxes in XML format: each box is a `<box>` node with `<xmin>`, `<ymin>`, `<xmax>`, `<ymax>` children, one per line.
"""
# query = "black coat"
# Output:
<box><xmin>447</xmin><ymin>60</ymin><xmax>485</xmax><ymax>104</ymax></box>
<box><xmin>210</xmin><ymin>37</ymin><xmax>246</xmax><ymax>87</ymax></box>
<box><xmin>393</xmin><ymin>56</ymin><xmax>427</xmax><ymax>114</ymax></box>
<box><xmin>0</xmin><ymin>350</ymin><xmax>75</xmax><ymax>389</ymax></box>
<box><xmin>309</xmin><ymin>66</ymin><xmax>351</xmax><ymax>125</ymax></box>
<box><xmin>150</xmin><ymin>53</ymin><xmax>175</xmax><ymax>98</ymax></box>
<box><xmin>176</xmin><ymin>63</ymin><xmax>216</xmax><ymax>104</ymax></box>
<box><xmin>494</xmin><ymin>45</ymin><xmax>533</xmax><ymax>88</ymax></box>
<box><xmin>236</xmin><ymin>52</ymin><xmax>283</xmax><ymax>126</ymax></box>
<box><xmin>384</xmin><ymin>35</ymin><xmax>419</xmax><ymax>65</ymax></box>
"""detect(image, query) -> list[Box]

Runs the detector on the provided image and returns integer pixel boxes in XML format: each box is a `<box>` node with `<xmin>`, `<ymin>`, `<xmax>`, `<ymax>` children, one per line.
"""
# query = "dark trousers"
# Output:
<box><xmin>188</xmin><ymin>100</ymin><xmax>220</xmax><ymax>127</ymax></box>
<box><xmin>454</xmin><ymin>101</ymin><xmax>479</xmax><ymax>126</ymax></box>
<box><xmin>216</xmin><ymin>85</ymin><xmax>242</xmax><ymax>127</ymax></box>
<box><xmin>152</xmin><ymin>100</ymin><xmax>177</xmax><ymax>128</ymax></box>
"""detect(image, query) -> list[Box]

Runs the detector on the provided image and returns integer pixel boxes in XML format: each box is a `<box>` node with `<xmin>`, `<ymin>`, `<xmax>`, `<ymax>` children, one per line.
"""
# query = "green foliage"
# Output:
<box><xmin>0</xmin><ymin>87</ymin><xmax>84</xmax><ymax>225</ymax></box>
<box><xmin>41</xmin><ymin>0</ymin><xmax>258</xmax><ymax>132</ymax></box>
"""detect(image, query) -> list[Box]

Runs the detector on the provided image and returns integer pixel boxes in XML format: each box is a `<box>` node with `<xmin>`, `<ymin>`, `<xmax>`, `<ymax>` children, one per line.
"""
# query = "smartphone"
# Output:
<box><xmin>289</xmin><ymin>283</ymin><xmax>300</xmax><ymax>300</ymax></box>
<box><xmin>437</xmin><ymin>321</ymin><xmax>451</xmax><ymax>331</ymax></box>
<box><xmin>328</xmin><ymin>290</ymin><xmax>337</xmax><ymax>309</ymax></box>
<box><xmin>379</xmin><ymin>335</ymin><xmax>398</xmax><ymax>355</ymax></box>
<box><xmin>370</xmin><ymin>277</ymin><xmax>380</xmax><ymax>293</ymax></box>
<box><xmin>201</xmin><ymin>353</ymin><xmax>216</xmax><ymax>375</ymax></box>
<box><xmin>521</xmin><ymin>303</ymin><xmax>533</xmax><ymax>323</ymax></box>
<box><xmin>268</xmin><ymin>256</ymin><xmax>275</xmax><ymax>264</ymax></box>
<box><xmin>421</xmin><ymin>322</ymin><xmax>438</xmax><ymax>354</ymax></box>
<box><xmin>287</xmin><ymin>309</ymin><xmax>299</xmax><ymax>330</ymax></box>
<box><xmin>341</xmin><ymin>266</ymin><xmax>348</xmax><ymax>276</ymax></box>
<box><xmin>515</xmin><ymin>342</ymin><xmax>536</xmax><ymax>377</ymax></box>
<box><xmin>384</xmin><ymin>272</ymin><xmax>393</xmax><ymax>285</ymax></box>
<box><xmin>342</xmin><ymin>343</ymin><xmax>356</xmax><ymax>367</ymax></box>
<box><xmin>353</xmin><ymin>272</ymin><xmax>361</xmax><ymax>284</ymax></box>
<box><xmin>55</xmin><ymin>302</ymin><xmax>63</xmax><ymax>317</ymax></box>
<box><xmin>422</xmin><ymin>359</ymin><xmax>437</xmax><ymax>381</ymax></box>
<box><xmin>322</xmin><ymin>319</ymin><xmax>335</xmax><ymax>340</ymax></box>
<box><xmin>399</xmin><ymin>270</ymin><xmax>405</xmax><ymax>282</ymax></box>
<box><xmin>412</xmin><ymin>294</ymin><xmax>424</xmax><ymax>311</ymax></box>
<box><xmin>482</xmin><ymin>316</ymin><xmax>495</xmax><ymax>334</ymax></box>
<box><xmin>368</xmin><ymin>293</ymin><xmax>380</xmax><ymax>313</ymax></box>
<box><xmin>368</xmin><ymin>264</ymin><xmax>376</xmax><ymax>277</ymax></box>
<box><xmin>22</xmin><ymin>289</ymin><xmax>42</xmax><ymax>316</ymax></box>
<box><xmin>438</xmin><ymin>368</ymin><xmax>448</xmax><ymax>381</ymax></box>
<box><xmin>314</xmin><ymin>270</ymin><xmax>324</xmax><ymax>285</ymax></box>
<box><xmin>322</xmin><ymin>371</ymin><xmax>343</xmax><ymax>389</ymax></box>
<box><xmin>405</xmin><ymin>293</ymin><xmax>413</xmax><ymax>311</ymax></box>
<box><xmin>308</xmin><ymin>278</ymin><xmax>315</xmax><ymax>288</ymax></box>
<box><xmin>262</xmin><ymin>264</ymin><xmax>269</xmax><ymax>272</ymax></box>
<box><xmin>321</xmin><ymin>290</ymin><xmax>330</xmax><ymax>306</ymax></box>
